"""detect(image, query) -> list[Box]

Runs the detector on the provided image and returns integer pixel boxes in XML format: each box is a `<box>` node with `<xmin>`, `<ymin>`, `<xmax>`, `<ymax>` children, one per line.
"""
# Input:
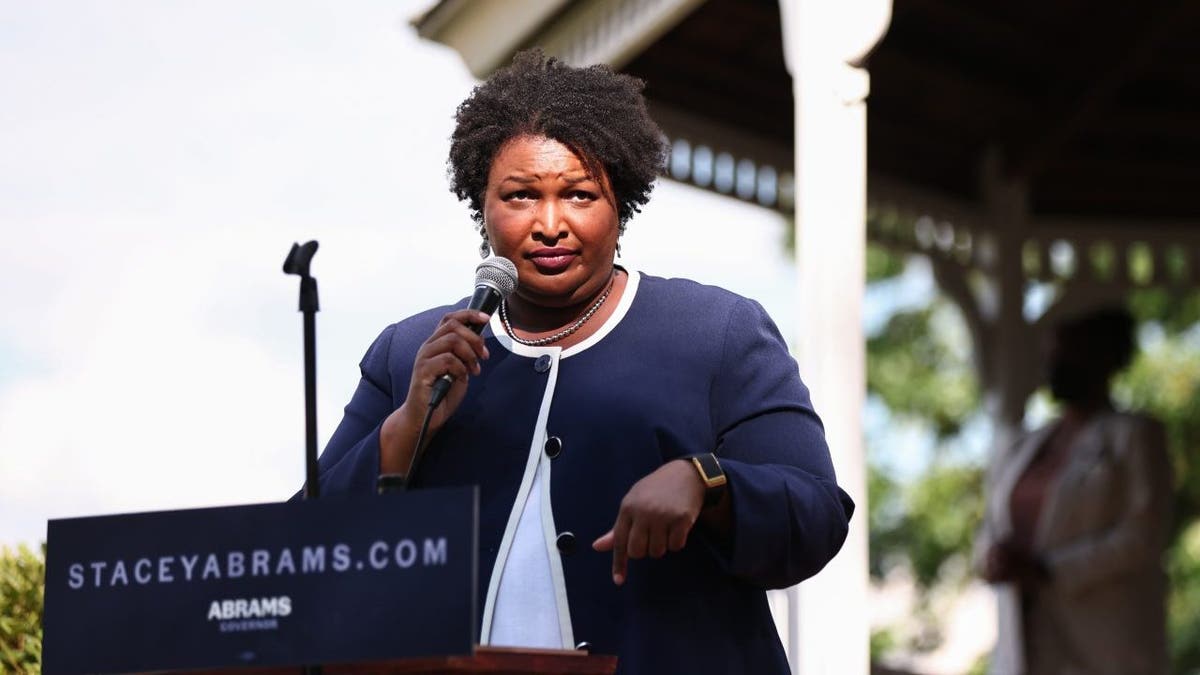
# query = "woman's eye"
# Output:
<box><xmin>503</xmin><ymin>190</ymin><xmax>532</xmax><ymax>201</ymax></box>
<box><xmin>568</xmin><ymin>190</ymin><xmax>597</xmax><ymax>201</ymax></box>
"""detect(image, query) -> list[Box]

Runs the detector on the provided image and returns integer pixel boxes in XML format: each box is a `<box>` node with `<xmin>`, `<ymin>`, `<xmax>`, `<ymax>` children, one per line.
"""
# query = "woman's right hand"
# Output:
<box><xmin>379</xmin><ymin>309</ymin><xmax>491</xmax><ymax>475</ymax></box>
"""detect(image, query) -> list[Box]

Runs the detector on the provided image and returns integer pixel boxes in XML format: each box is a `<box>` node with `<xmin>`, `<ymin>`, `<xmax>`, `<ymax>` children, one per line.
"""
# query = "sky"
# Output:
<box><xmin>0</xmin><ymin>1</ymin><xmax>842</xmax><ymax>547</ymax></box>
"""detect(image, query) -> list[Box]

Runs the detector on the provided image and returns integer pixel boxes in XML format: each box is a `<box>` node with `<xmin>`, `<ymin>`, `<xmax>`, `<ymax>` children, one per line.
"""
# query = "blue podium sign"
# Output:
<box><xmin>43</xmin><ymin>488</ymin><xmax>478</xmax><ymax>675</ymax></box>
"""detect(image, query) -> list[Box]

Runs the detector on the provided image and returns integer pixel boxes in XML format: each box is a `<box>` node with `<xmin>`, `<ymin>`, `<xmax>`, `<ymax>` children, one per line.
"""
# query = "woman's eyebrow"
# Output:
<box><xmin>500</xmin><ymin>174</ymin><xmax>538</xmax><ymax>184</ymax></box>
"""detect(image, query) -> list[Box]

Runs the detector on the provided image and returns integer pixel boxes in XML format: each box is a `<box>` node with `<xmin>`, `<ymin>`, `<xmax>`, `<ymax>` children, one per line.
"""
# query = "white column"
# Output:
<box><xmin>979</xmin><ymin>154</ymin><xmax>1035</xmax><ymax>446</ymax></box>
<box><xmin>779</xmin><ymin>1</ymin><xmax>891</xmax><ymax>674</ymax></box>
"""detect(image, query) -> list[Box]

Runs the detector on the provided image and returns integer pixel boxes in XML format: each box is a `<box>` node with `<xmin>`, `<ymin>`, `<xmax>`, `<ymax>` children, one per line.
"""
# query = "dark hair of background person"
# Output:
<box><xmin>1056</xmin><ymin>306</ymin><xmax>1137</xmax><ymax>377</ymax></box>
<box><xmin>447</xmin><ymin>48</ymin><xmax>668</xmax><ymax>233</ymax></box>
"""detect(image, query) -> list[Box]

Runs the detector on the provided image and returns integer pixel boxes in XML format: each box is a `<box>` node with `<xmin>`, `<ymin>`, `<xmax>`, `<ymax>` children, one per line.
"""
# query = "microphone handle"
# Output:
<box><xmin>428</xmin><ymin>284</ymin><xmax>503</xmax><ymax>408</ymax></box>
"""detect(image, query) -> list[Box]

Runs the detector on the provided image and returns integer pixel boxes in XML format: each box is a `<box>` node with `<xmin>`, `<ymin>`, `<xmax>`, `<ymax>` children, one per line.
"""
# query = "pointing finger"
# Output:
<box><xmin>610</xmin><ymin>510</ymin><xmax>632</xmax><ymax>586</ymax></box>
<box><xmin>592</xmin><ymin>530</ymin><xmax>615</xmax><ymax>552</ymax></box>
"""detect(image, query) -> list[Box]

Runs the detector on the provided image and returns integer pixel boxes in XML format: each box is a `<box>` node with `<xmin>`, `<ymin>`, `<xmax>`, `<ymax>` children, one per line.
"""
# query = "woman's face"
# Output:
<box><xmin>1045</xmin><ymin>326</ymin><xmax>1106</xmax><ymax>403</ymax></box>
<box><xmin>482</xmin><ymin>135</ymin><xmax>619</xmax><ymax>309</ymax></box>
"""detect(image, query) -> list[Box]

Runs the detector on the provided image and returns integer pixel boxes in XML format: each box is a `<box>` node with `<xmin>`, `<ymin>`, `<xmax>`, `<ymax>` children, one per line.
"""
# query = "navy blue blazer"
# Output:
<box><xmin>314</xmin><ymin>271</ymin><xmax>854</xmax><ymax>674</ymax></box>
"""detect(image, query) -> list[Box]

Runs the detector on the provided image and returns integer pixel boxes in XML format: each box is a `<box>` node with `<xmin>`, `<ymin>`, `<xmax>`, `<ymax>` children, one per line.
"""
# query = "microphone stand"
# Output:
<box><xmin>282</xmin><ymin>240</ymin><xmax>320</xmax><ymax>501</ymax></box>
<box><xmin>283</xmin><ymin>242</ymin><xmax>322</xmax><ymax>675</ymax></box>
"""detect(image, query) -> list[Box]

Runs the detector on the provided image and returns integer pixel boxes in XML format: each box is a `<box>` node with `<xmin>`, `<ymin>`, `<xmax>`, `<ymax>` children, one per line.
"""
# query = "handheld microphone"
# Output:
<box><xmin>428</xmin><ymin>256</ymin><xmax>518</xmax><ymax>408</ymax></box>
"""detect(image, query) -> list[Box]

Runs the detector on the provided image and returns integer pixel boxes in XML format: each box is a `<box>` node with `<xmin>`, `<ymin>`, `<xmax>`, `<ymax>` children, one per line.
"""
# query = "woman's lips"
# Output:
<box><xmin>528</xmin><ymin>248</ymin><xmax>577</xmax><ymax>273</ymax></box>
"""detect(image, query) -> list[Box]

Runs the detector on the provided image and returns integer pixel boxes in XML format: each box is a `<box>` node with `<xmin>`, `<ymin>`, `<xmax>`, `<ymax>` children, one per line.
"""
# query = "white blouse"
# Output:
<box><xmin>482</xmin><ymin>269</ymin><xmax>641</xmax><ymax>649</ymax></box>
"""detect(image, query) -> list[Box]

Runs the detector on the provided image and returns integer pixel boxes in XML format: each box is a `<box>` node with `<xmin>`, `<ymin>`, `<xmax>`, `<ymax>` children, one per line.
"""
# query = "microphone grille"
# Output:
<box><xmin>475</xmin><ymin>256</ymin><xmax>518</xmax><ymax>299</ymax></box>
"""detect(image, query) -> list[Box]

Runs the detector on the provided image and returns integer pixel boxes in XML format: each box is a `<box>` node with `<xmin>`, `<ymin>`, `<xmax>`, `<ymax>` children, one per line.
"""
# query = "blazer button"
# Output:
<box><xmin>534</xmin><ymin>354</ymin><xmax>552</xmax><ymax>373</ymax></box>
<box><xmin>544</xmin><ymin>436</ymin><xmax>563</xmax><ymax>459</ymax></box>
<box><xmin>556</xmin><ymin>531</ymin><xmax>576</xmax><ymax>555</ymax></box>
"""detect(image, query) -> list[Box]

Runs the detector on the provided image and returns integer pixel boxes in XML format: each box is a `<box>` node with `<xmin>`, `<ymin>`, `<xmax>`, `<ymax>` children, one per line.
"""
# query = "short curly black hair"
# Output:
<box><xmin>448</xmin><ymin>49</ymin><xmax>667</xmax><ymax>234</ymax></box>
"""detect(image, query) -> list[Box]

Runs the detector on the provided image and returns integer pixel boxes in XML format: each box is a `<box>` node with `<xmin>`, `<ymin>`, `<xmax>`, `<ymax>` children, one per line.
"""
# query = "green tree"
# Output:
<box><xmin>867</xmin><ymin>302</ymin><xmax>980</xmax><ymax>439</ymax></box>
<box><xmin>1120</xmin><ymin>290</ymin><xmax>1200</xmax><ymax>671</ymax></box>
<box><xmin>1167</xmin><ymin>523</ymin><xmax>1200</xmax><ymax>672</ymax></box>
<box><xmin>866</xmin><ymin>243</ymin><xmax>983</xmax><ymax>589</ymax></box>
<box><xmin>0</xmin><ymin>544</ymin><xmax>44</xmax><ymax>672</ymax></box>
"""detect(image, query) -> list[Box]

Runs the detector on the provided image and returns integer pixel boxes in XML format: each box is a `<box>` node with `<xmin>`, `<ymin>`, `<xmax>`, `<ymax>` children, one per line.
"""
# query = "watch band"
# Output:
<box><xmin>376</xmin><ymin>473</ymin><xmax>407</xmax><ymax>494</ymax></box>
<box><xmin>686</xmin><ymin>453</ymin><xmax>727</xmax><ymax>508</ymax></box>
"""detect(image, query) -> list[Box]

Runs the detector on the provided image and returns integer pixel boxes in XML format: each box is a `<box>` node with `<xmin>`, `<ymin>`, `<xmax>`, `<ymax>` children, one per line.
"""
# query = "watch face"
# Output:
<box><xmin>691</xmin><ymin>455</ymin><xmax>727</xmax><ymax>509</ymax></box>
<box><xmin>692</xmin><ymin>455</ymin><xmax>727</xmax><ymax>487</ymax></box>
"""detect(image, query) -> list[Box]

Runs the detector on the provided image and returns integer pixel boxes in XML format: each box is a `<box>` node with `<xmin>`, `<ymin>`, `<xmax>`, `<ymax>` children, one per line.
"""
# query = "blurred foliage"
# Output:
<box><xmin>1117</xmin><ymin>322</ymin><xmax>1200</xmax><ymax>544</ymax></box>
<box><xmin>867</xmin><ymin>246</ymin><xmax>984</xmax><ymax>588</ymax></box>
<box><xmin>867</xmin><ymin>300</ymin><xmax>980</xmax><ymax>438</ymax></box>
<box><xmin>868</xmin><ymin>462</ymin><xmax>904</xmax><ymax>579</ymax></box>
<box><xmin>867</xmin><ymin>242</ymin><xmax>907</xmax><ymax>282</ymax></box>
<box><xmin>1168</xmin><ymin>523</ymin><xmax>1200</xmax><ymax>672</ymax></box>
<box><xmin>1114</xmin><ymin>302</ymin><xmax>1200</xmax><ymax>673</ymax></box>
<box><xmin>0</xmin><ymin>544</ymin><xmax>44</xmax><ymax>672</ymax></box>
<box><xmin>869</xmin><ymin>460</ymin><xmax>983</xmax><ymax>589</ymax></box>
<box><xmin>870</xmin><ymin>626</ymin><xmax>899</xmax><ymax>662</ymax></box>
<box><xmin>1128</xmin><ymin>288</ymin><xmax>1200</xmax><ymax>336</ymax></box>
<box><xmin>966</xmin><ymin>653</ymin><xmax>990</xmax><ymax>675</ymax></box>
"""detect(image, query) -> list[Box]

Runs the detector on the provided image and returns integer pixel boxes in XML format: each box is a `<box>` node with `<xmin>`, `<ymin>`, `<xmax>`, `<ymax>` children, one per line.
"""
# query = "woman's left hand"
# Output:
<box><xmin>983</xmin><ymin>541</ymin><xmax>1049</xmax><ymax>587</ymax></box>
<box><xmin>592</xmin><ymin>459</ymin><xmax>706</xmax><ymax>586</ymax></box>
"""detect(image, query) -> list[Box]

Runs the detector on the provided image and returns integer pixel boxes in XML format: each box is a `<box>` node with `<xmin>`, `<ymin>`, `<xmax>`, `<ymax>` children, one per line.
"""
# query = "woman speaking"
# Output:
<box><xmin>313</xmin><ymin>50</ymin><xmax>854</xmax><ymax>674</ymax></box>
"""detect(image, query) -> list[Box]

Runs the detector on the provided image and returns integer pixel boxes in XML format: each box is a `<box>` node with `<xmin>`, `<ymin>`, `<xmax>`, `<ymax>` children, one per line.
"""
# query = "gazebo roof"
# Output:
<box><xmin>414</xmin><ymin>0</ymin><xmax>1200</xmax><ymax>226</ymax></box>
<box><xmin>870</xmin><ymin>0</ymin><xmax>1200</xmax><ymax>222</ymax></box>
<box><xmin>620</xmin><ymin>0</ymin><xmax>1200</xmax><ymax>222</ymax></box>
<box><xmin>623</xmin><ymin>0</ymin><xmax>793</xmax><ymax>154</ymax></box>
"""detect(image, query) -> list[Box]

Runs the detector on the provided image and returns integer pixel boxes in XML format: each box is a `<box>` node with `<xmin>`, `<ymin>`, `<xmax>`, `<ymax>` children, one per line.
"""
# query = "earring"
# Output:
<box><xmin>478</xmin><ymin>227</ymin><xmax>490</xmax><ymax>259</ymax></box>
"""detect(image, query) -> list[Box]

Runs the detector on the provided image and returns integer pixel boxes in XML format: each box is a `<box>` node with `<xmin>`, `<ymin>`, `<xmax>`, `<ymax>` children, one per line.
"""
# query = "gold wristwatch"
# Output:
<box><xmin>686</xmin><ymin>453</ymin><xmax>728</xmax><ymax>508</ymax></box>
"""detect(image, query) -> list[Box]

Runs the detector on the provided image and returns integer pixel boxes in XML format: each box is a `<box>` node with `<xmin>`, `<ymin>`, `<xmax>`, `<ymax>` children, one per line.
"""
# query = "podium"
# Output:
<box><xmin>187</xmin><ymin>646</ymin><xmax>616</xmax><ymax>674</ymax></box>
<box><xmin>43</xmin><ymin>490</ymin><xmax>623</xmax><ymax>675</ymax></box>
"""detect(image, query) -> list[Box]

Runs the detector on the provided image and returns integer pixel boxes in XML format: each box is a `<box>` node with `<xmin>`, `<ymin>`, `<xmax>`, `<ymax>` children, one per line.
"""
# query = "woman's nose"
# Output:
<box><xmin>534</xmin><ymin>201</ymin><xmax>567</xmax><ymax>241</ymax></box>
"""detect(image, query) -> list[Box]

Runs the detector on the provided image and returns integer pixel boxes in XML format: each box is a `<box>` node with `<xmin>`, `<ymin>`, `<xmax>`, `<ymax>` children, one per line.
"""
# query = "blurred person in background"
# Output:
<box><xmin>976</xmin><ymin>306</ymin><xmax>1173</xmax><ymax>674</ymax></box>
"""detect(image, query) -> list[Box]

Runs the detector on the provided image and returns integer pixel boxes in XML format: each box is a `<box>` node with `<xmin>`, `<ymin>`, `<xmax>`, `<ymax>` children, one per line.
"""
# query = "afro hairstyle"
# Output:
<box><xmin>447</xmin><ymin>49</ymin><xmax>667</xmax><ymax>233</ymax></box>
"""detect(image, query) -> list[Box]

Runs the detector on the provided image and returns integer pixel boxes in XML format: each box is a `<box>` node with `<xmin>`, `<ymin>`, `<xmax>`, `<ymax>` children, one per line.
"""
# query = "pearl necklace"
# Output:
<box><xmin>500</xmin><ymin>273</ymin><xmax>616</xmax><ymax>347</ymax></box>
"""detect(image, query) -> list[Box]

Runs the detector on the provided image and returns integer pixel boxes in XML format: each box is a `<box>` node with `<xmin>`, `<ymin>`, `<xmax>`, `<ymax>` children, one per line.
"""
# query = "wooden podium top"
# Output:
<box><xmin>181</xmin><ymin>646</ymin><xmax>617</xmax><ymax>675</ymax></box>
